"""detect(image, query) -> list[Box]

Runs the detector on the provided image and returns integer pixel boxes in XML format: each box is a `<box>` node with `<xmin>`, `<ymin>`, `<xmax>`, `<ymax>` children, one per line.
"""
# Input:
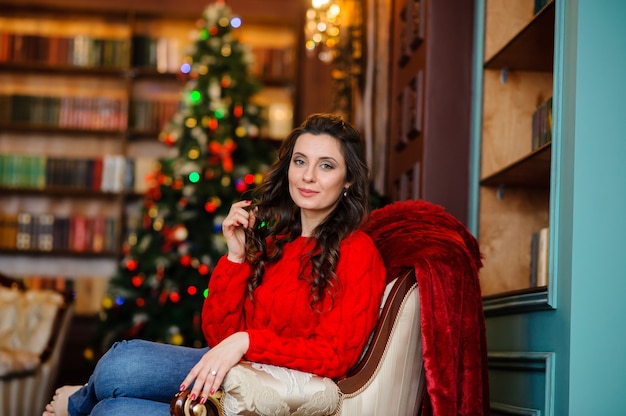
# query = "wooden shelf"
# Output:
<box><xmin>0</xmin><ymin>248</ymin><xmax>118</xmax><ymax>258</ymax></box>
<box><xmin>477</xmin><ymin>0</ymin><xmax>555</xmax><ymax>300</ymax></box>
<box><xmin>0</xmin><ymin>186</ymin><xmax>122</xmax><ymax>198</ymax></box>
<box><xmin>0</xmin><ymin>62</ymin><xmax>127</xmax><ymax>77</ymax></box>
<box><xmin>480</xmin><ymin>142</ymin><xmax>551</xmax><ymax>188</ymax></box>
<box><xmin>129</xmin><ymin>68</ymin><xmax>179</xmax><ymax>80</ymax></box>
<box><xmin>0</xmin><ymin>124</ymin><xmax>125</xmax><ymax>136</ymax></box>
<box><xmin>484</xmin><ymin>1</ymin><xmax>555</xmax><ymax>71</ymax></box>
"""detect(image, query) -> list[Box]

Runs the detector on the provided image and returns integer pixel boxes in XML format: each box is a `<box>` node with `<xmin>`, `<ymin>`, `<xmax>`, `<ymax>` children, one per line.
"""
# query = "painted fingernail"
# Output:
<box><xmin>200</xmin><ymin>397</ymin><xmax>206</xmax><ymax>404</ymax></box>
<box><xmin>179</xmin><ymin>384</ymin><xmax>186</xmax><ymax>391</ymax></box>
<box><xmin>190</xmin><ymin>393</ymin><xmax>196</xmax><ymax>401</ymax></box>
<box><xmin>210</xmin><ymin>389</ymin><xmax>215</xmax><ymax>395</ymax></box>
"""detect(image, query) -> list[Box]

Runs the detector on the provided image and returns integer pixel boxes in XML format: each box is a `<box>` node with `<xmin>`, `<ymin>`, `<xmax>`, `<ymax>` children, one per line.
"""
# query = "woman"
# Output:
<box><xmin>44</xmin><ymin>113</ymin><xmax>387</xmax><ymax>416</ymax></box>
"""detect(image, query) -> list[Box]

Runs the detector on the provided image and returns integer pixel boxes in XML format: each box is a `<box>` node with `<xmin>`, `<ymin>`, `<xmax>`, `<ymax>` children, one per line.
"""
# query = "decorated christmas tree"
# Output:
<box><xmin>87</xmin><ymin>1</ymin><xmax>277</xmax><ymax>360</ymax></box>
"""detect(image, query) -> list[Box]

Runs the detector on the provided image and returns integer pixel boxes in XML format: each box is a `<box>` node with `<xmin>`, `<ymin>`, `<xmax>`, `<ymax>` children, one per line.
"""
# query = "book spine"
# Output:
<box><xmin>536</xmin><ymin>227</ymin><xmax>550</xmax><ymax>287</ymax></box>
<box><xmin>35</xmin><ymin>213</ymin><xmax>54</xmax><ymax>251</ymax></box>
<box><xmin>529</xmin><ymin>231</ymin><xmax>539</xmax><ymax>287</ymax></box>
<box><xmin>70</xmin><ymin>215</ymin><xmax>87</xmax><ymax>252</ymax></box>
<box><xmin>92</xmin><ymin>216</ymin><xmax>105</xmax><ymax>252</ymax></box>
<box><xmin>16</xmin><ymin>212</ymin><xmax>33</xmax><ymax>250</ymax></box>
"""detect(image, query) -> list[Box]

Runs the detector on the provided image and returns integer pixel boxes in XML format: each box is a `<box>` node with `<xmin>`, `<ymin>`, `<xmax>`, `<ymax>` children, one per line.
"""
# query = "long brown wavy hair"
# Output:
<box><xmin>244</xmin><ymin>113</ymin><xmax>370</xmax><ymax>310</ymax></box>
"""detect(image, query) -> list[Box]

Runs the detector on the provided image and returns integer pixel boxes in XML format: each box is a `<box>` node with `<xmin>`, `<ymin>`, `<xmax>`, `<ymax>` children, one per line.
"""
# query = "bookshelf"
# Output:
<box><xmin>386</xmin><ymin>0</ymin><xmax>474</xmax><ymax>223</ymax></box>
<box><xmin>477</xmin><ymin>0</ymin><xmax>554</xmax><ymax>300</ymax></box>
<box><xmin>0</xmin><ymin>4</ymin><xmax>297</xmax><ymax>284</ymax></box>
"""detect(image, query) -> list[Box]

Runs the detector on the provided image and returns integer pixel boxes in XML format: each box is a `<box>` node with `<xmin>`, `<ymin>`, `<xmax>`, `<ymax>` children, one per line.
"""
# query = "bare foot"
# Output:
<box><xmin>42</xmin><ymin>385</ymin><xmax>82</xmax><ymax>416</ymax></box>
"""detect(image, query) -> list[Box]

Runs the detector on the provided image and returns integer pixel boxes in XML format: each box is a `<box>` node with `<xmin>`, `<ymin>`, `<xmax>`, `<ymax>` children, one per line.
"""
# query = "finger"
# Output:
<box><xmin>247</xmin><ymin>209</ymin><xmax>257</xmax><ymax>230</ymax></box>
<box><xmin>178</xmin><ymin>369</ymin><xmax>196</xmax><ymax>393</ymax></box>
<box><xmin>201</xmin><ymin>366</ymin><xmax>221</xmax><ymax>399</ymax></box>
<box><xmin>224</xmin><ymin>205</ymin><xmax>253</xmax><ymax>228</ymax></box>
<box><xmin>190</xmin><ymin>371</ymin><xmax>209</xmax><ymax>402</ymax></box>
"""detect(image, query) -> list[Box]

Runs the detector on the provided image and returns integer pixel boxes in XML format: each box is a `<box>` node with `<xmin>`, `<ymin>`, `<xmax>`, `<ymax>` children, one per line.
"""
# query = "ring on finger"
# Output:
<box><xmin>210</xmin><ymin>370</ymin><xmax>217</xmax><ymax>376</ymax></box>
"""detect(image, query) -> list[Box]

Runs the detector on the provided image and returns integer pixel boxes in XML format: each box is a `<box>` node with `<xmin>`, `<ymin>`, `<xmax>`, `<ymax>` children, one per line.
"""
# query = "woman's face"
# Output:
<box><xmin>288</xmin><ymin>133</ymin><xmax>348</xmax><ymax>230</ymax></box>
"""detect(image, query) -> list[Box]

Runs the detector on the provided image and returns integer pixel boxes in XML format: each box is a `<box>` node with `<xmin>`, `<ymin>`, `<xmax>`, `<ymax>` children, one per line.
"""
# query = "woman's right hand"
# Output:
<box><xmin>222</xmin><ymin>200</ymin><xmax>255</xmax><ymax>263</ymax></box>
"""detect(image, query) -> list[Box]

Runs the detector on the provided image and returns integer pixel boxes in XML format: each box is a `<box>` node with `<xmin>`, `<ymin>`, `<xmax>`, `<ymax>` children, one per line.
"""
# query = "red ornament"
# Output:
<box><xmin>187</xmin><ymin>286</ymin><xmax>198</xmax><ymax>295</ymax></box>
<box><xmin>131</xmin><ymin>275</ymin><xmax>143</xmax><ymax>287</ymax></box>
<box><xmin>172</xmin><ymin>178</ymin><xmax>184</xmax><ymax>190</ymax></box>
<box><xmin>136</xmin><ymin>298</ymin><xmax>145</xmax><ymax>307</ymax></box>
<box><xmin>163</xmin><ymin>134</ymin><xmax>176</xmax><ymax>146</ymax></box>
<box><xmin>244</xmin><ymin>173</ymin><xmax>255</xmax><ymax>185</ymax></box>
<box><xmin>209</xmin><ymin>139</ymin><xmax>237</xmax><ymax>173</ymax></box>
<box><xmin>198</xmin><ymin>264</ymin><xmax>210</xmax><ymax>275</ymax></box>
<box><xmin>158</xmin><ymin>290</ymin><xmax>169</xmax><ymax>305</ymax></box>
<box><xmin>169</xmin><ymin>292</ymin><xmax>181</xmax><ymax>303</ymax></box>
<box><xmin>126</xmin><ymin>259</ymin><xmax>138</xmax><ymax>271</ymax></box>
<box><xmin>180</xmin><ymin>255</ymin><xmax>192</xmax><ymax>266</ymax></box>
<box><xmin>235</xmin><ymin>180</ymin><xmax>247</xmax><ymax>193</ymax></box>
<box><xmin>204</xmin><ymin>201</ymin><xmax>217</xmax><ymax>213</ymax></box>
<box><xmin>234</xmin><ymin>104</ymin><xmax>243</xmax><ymax>118</ymax></box>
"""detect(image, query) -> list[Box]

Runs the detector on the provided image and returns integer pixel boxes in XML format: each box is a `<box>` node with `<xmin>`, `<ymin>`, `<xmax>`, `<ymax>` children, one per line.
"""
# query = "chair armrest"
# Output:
<box><xmin>336</xmin><ymin>268</ymin><xmax>416</xmax><ymax>395</ymax></box>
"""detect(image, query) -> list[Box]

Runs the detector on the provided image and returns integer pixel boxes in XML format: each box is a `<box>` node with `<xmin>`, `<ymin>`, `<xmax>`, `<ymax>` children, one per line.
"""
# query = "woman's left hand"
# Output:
<box><xmin>180</xmin><ymin>331</ymin><xmax>250</xmax><ymax>403</ymax></box>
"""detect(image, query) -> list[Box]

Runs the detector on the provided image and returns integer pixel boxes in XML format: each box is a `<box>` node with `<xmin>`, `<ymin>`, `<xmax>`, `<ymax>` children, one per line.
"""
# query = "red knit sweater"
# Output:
<box><xmin>201</xmin><ymin>231</ymin><xmax>386</xmax><ymax>379</ymax></box>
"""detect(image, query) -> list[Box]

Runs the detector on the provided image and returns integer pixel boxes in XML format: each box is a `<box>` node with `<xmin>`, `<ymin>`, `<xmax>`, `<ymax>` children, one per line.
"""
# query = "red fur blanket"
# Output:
<box><xmin>362</xmin><ymin>200</ymin><xmax>489</xmax><ymax>416</ymax></box>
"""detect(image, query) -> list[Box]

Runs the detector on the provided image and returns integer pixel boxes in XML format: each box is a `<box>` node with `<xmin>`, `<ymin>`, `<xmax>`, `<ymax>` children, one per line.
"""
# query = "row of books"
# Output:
<box><xmin>0</xmin><ymin>154</ymin><xmax>158</xmax><ymax>194</ymax></box>
<box><xmin>249</xmin><ymin>47</ymin><xmax>295</xmax><ymax>80</ymax></box>
<box><xmin>0</xmin><ymin>30</ymin><xmax>295</xmax><ymax>80</ymax></box>
<box><xmin>0</xmin><ymin>32</ymin><xmax>131</xmax><ymax>68</ymax></box>
<box><xmin>0</xmin><ymin>94</ymin><xmax>128</xmax><ymax>130</ymax></box>
<box><xmin>20</xmin><ymin>275</ymin><xmax>110</xmax><ymax>315</ymax></box>
<box><xmin>131</xmin><ymin>35</ymin><xmax>182</xmax><ymax>74</ymax></box>
<box><xmin>0</xmin><ymin>212</ymin><xmax>118</xmax><ymax>253</ymax></box>
<box><xmin>129</xmin><ymin>99</ymin><xmax>180</xmax><ymax>131</ymax></box>
<box><xmin>532</xmin><ymin>96</ymin><xmax>553</xmax><ymax>151</ymax></box>
<box><xmin>529</xmin><ymin>227</ymin><xmax>549</xmax><ymax>287</ymax></box>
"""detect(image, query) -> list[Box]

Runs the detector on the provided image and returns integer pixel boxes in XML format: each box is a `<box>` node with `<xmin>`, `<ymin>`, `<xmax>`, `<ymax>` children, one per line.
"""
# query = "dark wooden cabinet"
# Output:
<box><xmin>386</xmin><ymin>0</ymin><xmax>475</xmax><ymax>224</ymax></box>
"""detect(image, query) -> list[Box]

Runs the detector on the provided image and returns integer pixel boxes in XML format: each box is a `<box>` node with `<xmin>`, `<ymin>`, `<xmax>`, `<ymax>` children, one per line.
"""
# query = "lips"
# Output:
<box><xmin>298</xmin><ymin>187</ymin><xmax>318</xmax><ymax>197</ymax></box>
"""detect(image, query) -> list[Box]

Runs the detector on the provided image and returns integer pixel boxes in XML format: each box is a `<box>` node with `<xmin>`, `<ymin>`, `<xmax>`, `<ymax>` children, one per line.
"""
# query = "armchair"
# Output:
<box><xmin>0</xmin><ymin>273</ymin><xmax>75</xmax><ymax>416</ymax></box>
<box><xmin>171</xmin><ymin>199</ymin><xmax>488</xmax><ymax>416</ymax></box>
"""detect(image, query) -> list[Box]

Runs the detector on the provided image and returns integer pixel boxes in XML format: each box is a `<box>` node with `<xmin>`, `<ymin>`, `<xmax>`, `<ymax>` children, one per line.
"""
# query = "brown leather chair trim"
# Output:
<box><xmin>336</xmin><ymin>268</ymin><xmax>417</xmax><ymax>394</ymax></box>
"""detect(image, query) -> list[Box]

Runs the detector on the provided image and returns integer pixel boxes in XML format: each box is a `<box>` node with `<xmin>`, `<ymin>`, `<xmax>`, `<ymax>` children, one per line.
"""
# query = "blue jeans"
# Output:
<box><xmin>68</xmin><ymin>339</ymin><xmax>209</xmax><ymax>416</ymax></box>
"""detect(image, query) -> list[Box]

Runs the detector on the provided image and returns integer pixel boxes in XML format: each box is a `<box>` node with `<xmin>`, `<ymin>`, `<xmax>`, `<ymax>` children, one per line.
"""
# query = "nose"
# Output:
<box><xmin>303</xmin><ymin>166</ymin><xmax>315</xmax><ymax>182</ymax></box>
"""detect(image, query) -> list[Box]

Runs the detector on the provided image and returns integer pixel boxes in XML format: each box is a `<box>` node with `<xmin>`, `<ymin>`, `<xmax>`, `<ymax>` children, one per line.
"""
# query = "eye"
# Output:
<box><xmin>292</xmin><ymin>158</ymin><xmax>305</xmax><ymax>166</ymax></box>
<box><xmin>320</xmin><ymin>162</ymin><xmax>335</xmax><ymax>170</ymax></box>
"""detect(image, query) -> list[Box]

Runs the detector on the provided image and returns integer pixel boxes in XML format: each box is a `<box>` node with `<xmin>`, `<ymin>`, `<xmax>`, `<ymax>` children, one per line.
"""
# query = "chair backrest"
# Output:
<box><xmin>336</xmin><ymin>268</ymin><xmax>425</xmax><ymax>416</ymax></box>
<box><xmin>0</xmin><ymin>273</ymin><xmax>75</xmax><ymax>416</ymax></box>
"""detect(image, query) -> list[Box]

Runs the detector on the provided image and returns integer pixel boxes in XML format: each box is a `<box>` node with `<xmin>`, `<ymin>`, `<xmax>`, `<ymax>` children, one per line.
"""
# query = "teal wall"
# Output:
<box><xmin>567</xmin><ymin>0</ymin><xmax>626</xmax><ymax>413</ymax></box>
<box><xmin>474</xmin><ymin>0</ymin><xmax>626</xmax><ymax>414</ymax></box>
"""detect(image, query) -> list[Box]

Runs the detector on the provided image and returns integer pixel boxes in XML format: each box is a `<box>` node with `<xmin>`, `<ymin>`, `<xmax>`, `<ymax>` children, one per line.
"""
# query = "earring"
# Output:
<box><xmin>343</xmin><ymin>189</ymin><xmax>348</xmax><ymax>197</ymax></box>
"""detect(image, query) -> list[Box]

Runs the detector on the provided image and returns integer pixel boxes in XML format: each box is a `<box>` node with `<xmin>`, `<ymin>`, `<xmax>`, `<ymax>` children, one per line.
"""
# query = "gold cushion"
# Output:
<box><xmin>221</xmin><ymin>361</ymin><xmax>340</xmax><ymax>416</ymax></box>
<box><xmin>0</xmin><ymin>287</ymin><xmax>63</xmax><ymax>376</ymax></box>
<box><xmin>0</xmin><ymin>347</ymin><xmax>40</xmax><ymax>377</ymax></box>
